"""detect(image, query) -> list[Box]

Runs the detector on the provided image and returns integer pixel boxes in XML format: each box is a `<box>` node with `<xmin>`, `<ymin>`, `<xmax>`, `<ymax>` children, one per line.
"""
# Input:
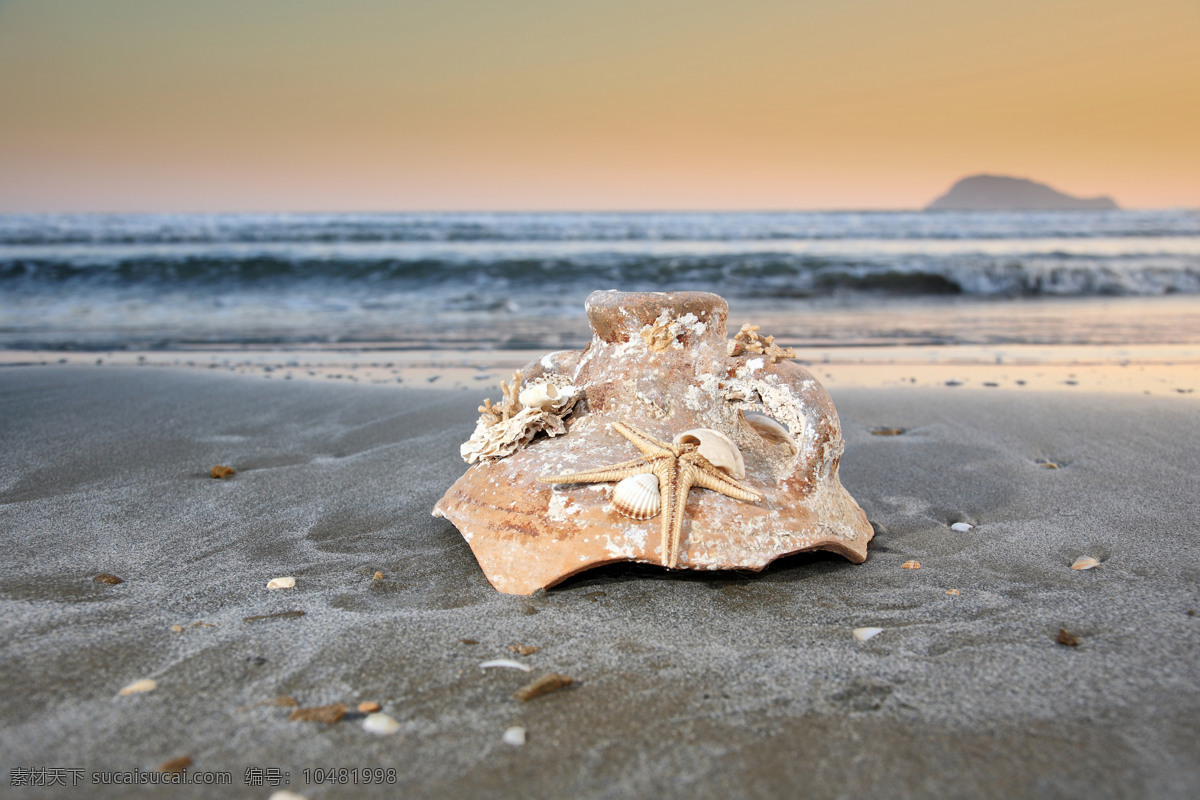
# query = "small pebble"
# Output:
<box><xmin>157</xmin><ymin>756</ymin><xmax>192</xmax><ymax>773</ymax></box>
<box><xmin>946</xmin><ymin>589</ymin><xmax>960</xmax><ymax>596</ymax></box>
<box><xmin>950</xmin><ymin>522</ymin><xmax>973</xmax><ymax>532</ymax></box>
<box><xmin>519</xmin><ymin>604</ymin><xmax>539</xmax><ymax>615</ymax></box>
<box><xmin>362</xmin><ymin>713</ymin><xmax>401</xmax><ymax>735</ymax></box>
<box><xmin>460</xmin><ymin>638</ymin><xmax>479</xmax><ymax>645</ymax></box>
<box><xmin>1071</xmin><ymin>556</ymin><xmax>1100</xmax><ymax>570</ymax></box>
<box><xmin>266</xmin><ymin>576</ymin><xmax>296</xmax><ymax>590</ymax></box>
<box><xmin>853</xmin><ymin>627</ymin><xmax>883</xmax><ymax>642</ymax></box>
<box><xmin>289</xmin><ymin>703</ymin><xmax>346</xmax><ymax>724</ymax></box>
<box><xmin>210</xmin><ymin>465</ymin><xmax>235</xmax><ymax>479</ymax></box>
<box><xmin>508</xmin><ymin>643</ymin><xmax>540</xmax><ymax>656</ymax></box>
<box><xmin>870</xmin><ymin>427</ymin><xmax>906</xmax><ymax>436</ymax></box>
<box><xmin>502</xmin><ymin>726</ymin><xmax>527</xmax><ymax>746</ymax></box>
<box><xmin>357</xmin><ymin>701</ymin><xmax>381</xmax><ymax>713</ymax></box>
<box><xmin>170</xmin><ymin>624</ymin><xmax>184</xmax><ymax>633</ymax></box>
<box><xmin>372</xmin><ymin>571</ymin><xmax>384</xmax><ymax>581</ymax></box>
<box><xmin>513</xmin><ymin>673</ymin><xmax>574</xmax><ymax>701</ymax></box>
<box><xmin>1057</xmin><ymin>628</ymin><xmax>1080</xmax><ymax>647</ymax></box>
<box><xmin>93</xmin><ymin>573</ymin><xmax>124</xmax><ymax>585</ymax></box>
<box><xmin>901</xmin><ymin>560</ymin><xmax>921</xmax><ymax>569</ymax></box>
<box><xmin>118</xmin><ymin>679</ymin><xmax>157</xmax><ymax>696</ymax></box>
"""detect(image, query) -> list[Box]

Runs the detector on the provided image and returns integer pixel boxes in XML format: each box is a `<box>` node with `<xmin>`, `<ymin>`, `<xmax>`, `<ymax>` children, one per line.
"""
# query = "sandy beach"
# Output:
<box><xmin>2</xmin><ymin>362</ymin><xmax>1198</xmax><ymax>798</ymax></box>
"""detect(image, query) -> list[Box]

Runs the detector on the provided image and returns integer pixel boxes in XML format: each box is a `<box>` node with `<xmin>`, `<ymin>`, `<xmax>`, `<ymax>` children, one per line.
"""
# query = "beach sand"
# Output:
<box><xmin>1</xmin><ymin>364</ymin><xmax>1198</xmax><ymax>798</ymax></box>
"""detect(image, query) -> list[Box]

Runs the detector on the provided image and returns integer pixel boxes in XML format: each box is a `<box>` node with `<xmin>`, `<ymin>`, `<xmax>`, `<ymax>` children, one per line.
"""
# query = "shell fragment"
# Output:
<box><xmin>480</xmin><ymin>659</ymin><xmax>532</xmax><ymax>672</ymax></box>
<box><xmin>118</xmin><ymin>679</ymin><xmax>158</xmax><ymax>696</ymax></box>
<box><xmin>362</xmin><ymin>713</ymin><xmax>402</xmax><ymax>735</ymax></box>
<box><xmin>853</xmin><ymin>627</ymin><xmax>884</xmax><ymax>642</ymax></box>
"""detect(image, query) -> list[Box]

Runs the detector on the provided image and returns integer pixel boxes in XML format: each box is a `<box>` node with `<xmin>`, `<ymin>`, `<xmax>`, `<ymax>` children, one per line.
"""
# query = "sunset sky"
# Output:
<box><xmin>1</xmin><ymin>0</ymin><xmax>1197</xmax><ymax>212</ymax></box>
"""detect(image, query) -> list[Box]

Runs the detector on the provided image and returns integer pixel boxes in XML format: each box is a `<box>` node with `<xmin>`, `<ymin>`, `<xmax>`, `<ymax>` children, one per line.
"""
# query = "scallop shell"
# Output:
<box><xmin>518</xmin><ymin>383</ymin><xmax>562</xmax><ymax>411</ymax></box>
<box><xmin>672</xmin><ymin>428</ymin><xmax>746</xmax><ymax>478</ymax></box>
<box><xmin>612</xmin><ymin>473</ymin><xmax>661</xmax><ymax>520</ymax></box>
<box><xmin>1071</xmin><ymin>556</ymin><xmax>1100</xmax><ymax>570</ymax></box>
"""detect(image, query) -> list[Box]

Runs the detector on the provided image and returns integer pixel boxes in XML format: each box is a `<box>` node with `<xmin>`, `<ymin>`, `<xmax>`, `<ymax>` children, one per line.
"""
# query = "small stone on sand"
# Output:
<box><xmin>372</xmin><ymin>571</ymin><xmax>384</xmax><ymax>581</ymax></box>
<box><xmin>93</xmin><ymin>573</ymin><xmax>124</xmax><ymax>584</ymax></box>
<box><xmin>507</xmin><ymin>643</ymin><xmax>540</xmax><ymax>656</ymax></box>
<box><xmin>157</xmin><ymin>756</ymin><xmax>192</xmax><ymax>773</ymax></box>
<box><xmin>170</xmin><ymin>624</ymin><xmax>184</xmax><ymax>633</ymax></box>
<box><xmin>357</xmin><ymin>701</ymin><xmax>381</xmax><ymax>713</ymax></box>
<box><xmin>853</xmin><ymin>627</ymin><xmax>883</xmax><ymax>642</ymax></box>
<box><xmin>503</xmin><ymin>726</ymin><xmax>527</xmax><ymax>746</ymax></box>
<box><xmin>946</xmin><ymin>589</ymin><xmax>960</xmax><ymax>596</ymax></box>
<box><xmin>1057</xmin><ymin>629</ymin><xmax>1080</xmax><ymax>647</ymax></box>
<box><xmin>950</xmin><ymin>522</ymin><xmax>973</xmax><ymax>532</ymax></box>
<box><xmin>513</xmin><ymin>673</ymin><xmax>574</xmax><ymax>701</ymax></box>
<box><xmin>362</xmin><ymin>712</ymin><xmax>401</xmax><ymax>735</ymax></box>
<box><xmin>266</xmin><ymin>576</ymin><xmax>296</xmax><ymax>589</ymax></box>
<box><xmin>210</xmin><ymin>465</ymin><xmax>235</xmax><ymax>479</ymax></box>
<box><xmin>901</xmin><ymin>560</ymin><xmax>921</xmax><ymax>569</ymax></box>
<box><xmin>289</xmin><ymin>703</ymin><xmax>346</xmax><ymax>724</ymax></box>
<box><xmin>1071</xmin><ymin>556</ymin><xmax>1101</xmax><ymax>570</ymax></box>
<box><xmin>118</xmin><ymin>679</ymin><xmax>157</xmax><ymax>696</ymax></box>
<box><xmin>870</xmin><ymin>428</ymin><xmax>906</xmax><ymax>436</ymax></box>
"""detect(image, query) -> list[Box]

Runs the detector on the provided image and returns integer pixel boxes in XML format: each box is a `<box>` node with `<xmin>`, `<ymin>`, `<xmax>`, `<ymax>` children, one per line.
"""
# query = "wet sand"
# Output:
<box><xmin>1</xmin><ymin>365</ymin><xmax>1198</xmax><ymax>798</ymax></box>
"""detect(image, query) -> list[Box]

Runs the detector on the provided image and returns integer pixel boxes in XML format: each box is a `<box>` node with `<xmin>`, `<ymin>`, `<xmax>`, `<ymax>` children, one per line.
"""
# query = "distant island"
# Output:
<box><xmin>926</xmin><ymin>174</ymin><xmax>1119</xmax><ymax>211</ymax></box>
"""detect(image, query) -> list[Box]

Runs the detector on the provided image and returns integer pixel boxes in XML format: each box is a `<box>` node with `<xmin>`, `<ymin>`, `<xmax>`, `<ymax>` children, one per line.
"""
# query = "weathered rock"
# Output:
<box><xmin>433</xmin><ymin>290</ymin><xmax>873</xmax><ymax>595</ymax></box>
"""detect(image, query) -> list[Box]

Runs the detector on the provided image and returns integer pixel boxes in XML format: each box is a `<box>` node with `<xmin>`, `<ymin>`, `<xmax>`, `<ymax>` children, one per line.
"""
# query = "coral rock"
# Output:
<box><xmin>433</xmin><ymin>290</ymin><xmax>873</xmax><ymax>595</ymax></box>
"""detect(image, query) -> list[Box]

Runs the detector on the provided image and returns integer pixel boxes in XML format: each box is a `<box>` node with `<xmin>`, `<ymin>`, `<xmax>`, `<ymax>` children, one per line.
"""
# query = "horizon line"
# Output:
<box><xmin>2</xmin><ymin>205</ymin><xmax>1194</xmax><ymax>216</ymax></box>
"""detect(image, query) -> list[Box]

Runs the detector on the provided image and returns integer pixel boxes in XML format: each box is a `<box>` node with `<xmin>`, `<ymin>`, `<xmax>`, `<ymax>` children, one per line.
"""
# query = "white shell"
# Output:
<box><xmin>480</xmin><ymin>659</ymin><xmax>531</xmax><ymax>672</ymax></box>
<box><xmin>673</xmin><ymin>428</ymin><xmax>746</xmax><ymax>478</ymax></box>
<box><xmin>362</xmin><ymin>713</ymin><xmax>402</xmax><ymax>735</ymax></box>
<box><xmin>853</xmin><ymin>627</ymin><xmax>883</xmax><ymax>642</ymax></box>
<box><xmin>118</xmin><ymin>678</ymin><xmax>157</xmax><ymax>695</ymax></box>
<box><xmin>743</xmin><ymin>412</ymin><xmax>794</xmax><ymax>449</ymax></box>
<box><xmin>612</xmin><ymin>473</ymin><xmax>661</xmax><ymax>520</ymax></box>
<box><xmin>502</xmin><ymin>726</ymin><xmax>527</xmax><ymax>746</ymax></box>
<box><xmin>518</xmin><ymin>383</ymin><xmax>561</xmax><ymax>410</ymax></box>
<box><xmin>266</xmin><ymin>576</ymin><xmax>296</xmax><ymax>589</ymax></box>
<box><xmin>1071</xmin><ymin>556</ymin><xmax>1100</xmax><ymax>570</ymax></box>
<box><xmin>950</xmin><ymin>522</ymin><xmax>973</xmax><ymax>532</ymax></box>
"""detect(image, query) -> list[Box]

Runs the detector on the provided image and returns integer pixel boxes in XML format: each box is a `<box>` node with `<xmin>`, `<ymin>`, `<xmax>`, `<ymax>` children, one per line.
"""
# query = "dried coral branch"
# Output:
<box><xmin>727</xmin><ymin>322</ymin><xmax>796</xmax><ymax>363</ymax></box>
<box><xmin>461</xmin><ymin>371</ymin><xmax>580</xmax><ymax>464</ymax></box>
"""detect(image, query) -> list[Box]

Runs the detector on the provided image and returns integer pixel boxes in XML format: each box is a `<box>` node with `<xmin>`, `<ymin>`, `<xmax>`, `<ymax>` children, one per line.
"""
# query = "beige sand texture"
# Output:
<box><xmin>0</xmin><ymin>366</ymin><xmax>1198</xmax><ymax>798</ymax></box>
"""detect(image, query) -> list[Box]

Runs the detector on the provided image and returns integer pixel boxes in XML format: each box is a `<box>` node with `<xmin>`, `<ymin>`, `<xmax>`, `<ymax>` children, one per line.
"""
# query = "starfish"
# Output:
<box><xmin>538</xmin><ymin>421</ymin><xmax>762</xmax><ymax>569</ymax></box>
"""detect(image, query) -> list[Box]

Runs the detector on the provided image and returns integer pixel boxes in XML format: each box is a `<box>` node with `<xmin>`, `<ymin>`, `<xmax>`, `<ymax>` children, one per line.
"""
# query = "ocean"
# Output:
<box><xmin>2</xmin><ymin>210</ymin><xmax>1198</xmax><ymax>351</ymax></box>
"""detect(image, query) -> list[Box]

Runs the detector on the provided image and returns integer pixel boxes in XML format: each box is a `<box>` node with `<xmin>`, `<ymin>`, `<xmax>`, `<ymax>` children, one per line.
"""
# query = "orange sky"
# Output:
<box><xmin>1</xmin><ymin>0</ymin><xmax>1197</xmax><ymax>211</ymax></box>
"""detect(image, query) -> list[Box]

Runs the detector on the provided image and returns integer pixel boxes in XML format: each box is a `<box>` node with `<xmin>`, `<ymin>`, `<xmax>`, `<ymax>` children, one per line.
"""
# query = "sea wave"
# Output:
<box><xmin>0</xmin><ymin>209</ymin><xmax>1197</xmax><ymax>245</ymax></box>
<box><xmin>3</xmin><ymin>249</ymin><xmax>1198</xmax><ymax>298</ymax></box>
